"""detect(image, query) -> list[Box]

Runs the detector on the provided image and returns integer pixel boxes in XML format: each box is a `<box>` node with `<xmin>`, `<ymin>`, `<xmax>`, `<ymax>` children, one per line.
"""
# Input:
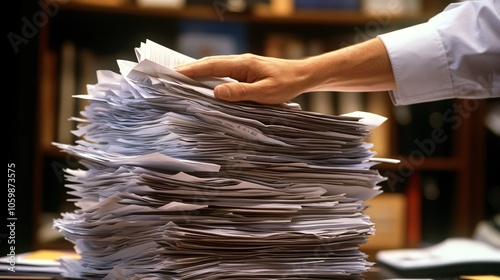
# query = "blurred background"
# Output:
<box><xmin>8</xmin><ymin>0</ymin><xmax>499</xmax><ymax>261</ymax></box>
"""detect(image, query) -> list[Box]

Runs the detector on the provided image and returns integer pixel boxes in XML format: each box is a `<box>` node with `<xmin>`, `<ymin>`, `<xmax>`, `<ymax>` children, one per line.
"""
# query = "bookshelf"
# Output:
<box><xmin>32</xmin><ymin>0</ymin><xmax>489</xmax><ymax>257</ymax></box>
<box><xmin>377</xmin><ymin>98</ymin><xmax>489</xmax><ymax>247</ymax></box>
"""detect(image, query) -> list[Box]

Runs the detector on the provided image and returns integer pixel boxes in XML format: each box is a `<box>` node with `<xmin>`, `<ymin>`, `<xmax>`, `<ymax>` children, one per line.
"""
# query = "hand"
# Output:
<box><xmin>175</xmin><ymin>38</ymin><xmax>395</xmax><ymax>104</ymax></box>
<box><xmin>175</xmin><ymin>54</ymin><xmax>313</xmax><ymax>105</ymax></box>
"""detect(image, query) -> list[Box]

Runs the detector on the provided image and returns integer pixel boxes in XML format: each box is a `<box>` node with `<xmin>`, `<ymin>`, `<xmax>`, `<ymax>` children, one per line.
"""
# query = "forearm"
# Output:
<box><xmin>302</xmin><ymin>37</ymin><xmax>396</xmax><ymax>93</ymax></box>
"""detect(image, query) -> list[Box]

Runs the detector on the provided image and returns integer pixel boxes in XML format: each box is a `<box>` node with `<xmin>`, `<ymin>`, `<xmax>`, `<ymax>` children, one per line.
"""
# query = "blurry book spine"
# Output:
<box><xmin>366</xmin><ymin>92</ymin><xmax>392</xmax><ymax>157</ymax></box>
<box><xmin>66</xmin><ymin>0</ymin><xmax>128</xmax><ymax>6</ymax></box>
<box><xmin>309</xmin><ymin>92</ymin><xmax>335</xmax><ymax>115</ymax></box>
<box><xmin>270</xmin><ymin>0</ymin><xmax>294</xmax><ymax>15</ymax></box>
<box><xmin>361</xmin><ymin>0</ymin><xmax>422</xmax><ymax>15</ymax></box>
<box><xmin>39</xmin><ymin>44</ymin><xmax>59</xmax><ymax>151</ymax></box>
<box><xmin>136</xmin><ymin>0</ymin><xmax>185</xmax><ymax>8</ymax></box>
<box><xmin>263</xmin><ymin>32</ymin><xmax>305</xmax><ymax>58</ymax></box>
<box><xmin>76</xmin><ymin>48</ymin><xmax>120</xmax><ymax>117</ymax></box>
<box><xmin>405</xmin><ymin>171</ymin><xmax>421</xmax><ymax>248</ymax></box>
<box><xmin>362</xmin><ymin>193</ymin><xmax>406</xmax><ymax>249</ymax></box>
<box><xmin>335</xmin><ymin>91</ymin><xmax>365</xmax><ymax>115</ymax></box>
<box><xmin>76</xmin><ymin>48</ymin><xmax>95</xmax><ymax>119</ymax></box>
<box><xmin>203</xmin><ymin>0</ymin><xmax>272</xmax><ymax>13</ymax></box>
<box><xmin>57</xmin><ymin>40</ymin><xmax>77</xmax><ymax>144</ymax></box>
<box><xmin>177</xmin><ymin>19</ymin><xmax>247</xmax><ymax>58</ymax></box>
<box><xmin>295</xmin><ymin>0</ymin><xmax>360</xmax><ymax>10</ymax></box>
<box><xmin>186</xmin><ymin>0</ymin><xmax>269</xmax><ymax>7</ymax></box>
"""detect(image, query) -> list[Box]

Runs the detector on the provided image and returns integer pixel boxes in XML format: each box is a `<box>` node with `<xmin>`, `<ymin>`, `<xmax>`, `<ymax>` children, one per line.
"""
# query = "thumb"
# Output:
<box><xmin>214</xmin><ymin>83</ymin><xmax>252</xmax><ymax>102</ymax></box>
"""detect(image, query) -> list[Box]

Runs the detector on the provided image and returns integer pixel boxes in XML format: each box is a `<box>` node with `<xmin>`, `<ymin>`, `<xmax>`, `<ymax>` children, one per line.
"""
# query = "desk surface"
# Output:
<box><xmin>0</xmin><ymin>265</ymin><xmax>401</xmax><ymax>280</ymax></box>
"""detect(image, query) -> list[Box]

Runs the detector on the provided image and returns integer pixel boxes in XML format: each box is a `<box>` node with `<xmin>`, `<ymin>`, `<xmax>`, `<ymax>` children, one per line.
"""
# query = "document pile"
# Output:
<box><xmin>53</xmin><ymin>39</ymin><xmax>392</xmax><ymax>279</ymax></box>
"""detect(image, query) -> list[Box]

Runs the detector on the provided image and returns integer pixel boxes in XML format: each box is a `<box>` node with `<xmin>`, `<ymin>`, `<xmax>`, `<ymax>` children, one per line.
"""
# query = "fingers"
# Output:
<box><xmin>176</xmin><ymin>54</ymin><xmax>273</xmax><ymax>103</ymax></box>
<box><xmin>176</xmin><ymin>54</ymin><xmax>299</xmax><ymax>105</ymax></box>
<box><xmin>175</xmin><ymin>55</ymin><xmax>243</xmax><ymax>78</ymax></box>
<box><xmin>214</xmin><ymin>81</ymin><xmax>287</xmax><ymax>105</ymax></box>
<box><xmin>214</xmin><ymin>83</ymin><xmax>254</xmax><ymax>103</ymax></box>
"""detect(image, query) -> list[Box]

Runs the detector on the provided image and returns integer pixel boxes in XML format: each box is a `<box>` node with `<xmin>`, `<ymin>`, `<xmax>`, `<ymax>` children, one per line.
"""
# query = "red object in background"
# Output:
<box><xmin>406</xmin><ymin>172</ymin><xmax>422</xmax><ymax>248</ymax></box>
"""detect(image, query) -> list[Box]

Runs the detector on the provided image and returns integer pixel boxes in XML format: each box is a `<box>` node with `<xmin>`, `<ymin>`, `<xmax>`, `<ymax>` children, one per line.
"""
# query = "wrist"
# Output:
<box><xmin>301</xmin><ymin>51</ymin><xmax>345</xmax><ymax>93</ymax></box>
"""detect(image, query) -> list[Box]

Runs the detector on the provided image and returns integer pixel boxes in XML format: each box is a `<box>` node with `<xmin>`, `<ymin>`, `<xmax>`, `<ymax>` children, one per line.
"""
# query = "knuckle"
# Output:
<box><xmin>240</xmin><ymin>53</ymin><xmax>259</xmax><ymax>64</ymax></box>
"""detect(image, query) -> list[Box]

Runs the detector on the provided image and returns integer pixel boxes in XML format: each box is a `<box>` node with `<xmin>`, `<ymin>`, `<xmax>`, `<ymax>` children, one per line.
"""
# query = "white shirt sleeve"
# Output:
<box><xmin>377</xmin><ymin>0</ymin><xmax>500</xmax><ymax>105</ymax></box>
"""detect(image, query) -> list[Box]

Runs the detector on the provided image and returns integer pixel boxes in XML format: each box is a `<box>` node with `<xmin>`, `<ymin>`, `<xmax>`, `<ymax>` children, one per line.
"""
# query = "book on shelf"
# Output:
<box><xmin>136</xmin><ymin>0</ymin><xmax>186</xmax><ymax>8</ymax></box>
<box><xmin>400</xmin><ymin>170</ymin><xmax>456</xmax><ymax>248</ymax></box>
<box><xmin>62</xmin><ymin>0</ymin><xmax>128</xmax><ymax>7</ymax></box>
<box><xmin>56</xmin><ymin>40</ymin><xmax>77</xmax><ymax>145</ymax></box>
<box><xmin>75</xmin><ymin>48</ymin><xmax>94</xmax><ymax>120</ymax></box>
<box><xmin>365</xmin><ymin>91</ymin><xmax>392</xmax><ymax>157</ymax></box>
<box><xmin>309</xmin><ymin>91</ymin><xmax>335</xmax><ymax>115</ymax></box>
<box><xmin>405</xmin><ymin>171</ymin><xmax>422</xmax><ymax>248</ymax></box>
<box><xmin>336</xmin><ymin>91</ymin><xmax>365</xmax><ymax>115</ymax></box>
<box><xmin>295</xmin><ymin>0</ymin><xmax>360</xmax><ymax>11</ymax></box>
<box><xmin>56</xmin><ymin>41</ymin><xmax>118</xmax><ymax>144</ymax></box>
<box><xmin>361</xmin><ymin>192</ymin><xmax>407</xmax><ymax>250</ymax></box>
<box><xmin>186</xmin><ymin>0</ymin><xmax>270</xmax><ymax>10</ymax></box>
<box><xmin>263</xmin><ymin>32</ymin><xmax>300</xmax><ymax>58</ymax></box>
<box><xmin>361</xmin><ymin>0</ymin><xmax>422</xmax><ymax>15</ymax></box>
<box><xmin>176</xmin><ymin>19</ymin><xmax>247</xmax><ymax>59</ymax></box>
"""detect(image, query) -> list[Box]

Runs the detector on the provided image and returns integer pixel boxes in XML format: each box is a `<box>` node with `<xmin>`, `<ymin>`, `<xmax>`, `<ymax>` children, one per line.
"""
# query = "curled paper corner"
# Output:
<box><xmin>369</xmin><ymin>157</ymin><xmax>401</xmax><ymax>164</ymax></box>
<box><xmin>341</xmin><ymin>111</ymin><xmax>388</xmax><ymax>129</ymax></box>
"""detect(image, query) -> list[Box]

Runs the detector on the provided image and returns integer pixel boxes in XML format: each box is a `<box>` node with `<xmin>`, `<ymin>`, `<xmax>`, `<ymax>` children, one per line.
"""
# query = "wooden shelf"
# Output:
<box><xmin>54</xmin><ymin>1</ymin><xmax>431</xmax><ymax>25</ymax></box>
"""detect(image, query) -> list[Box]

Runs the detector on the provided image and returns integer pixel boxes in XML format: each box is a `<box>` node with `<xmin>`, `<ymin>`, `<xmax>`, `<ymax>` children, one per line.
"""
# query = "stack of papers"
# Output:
<box><xmin>53</xmin><ymin>39</ymin><xmax>394</xmax><ymax>279</ymax></box>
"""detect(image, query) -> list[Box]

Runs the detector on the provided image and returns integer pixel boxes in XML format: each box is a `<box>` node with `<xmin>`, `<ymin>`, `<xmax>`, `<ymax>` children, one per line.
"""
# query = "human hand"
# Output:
<box><xmin>175</xmin><ymin>54</ymin><xmax>313</xmax><ymax>105</ymax></box>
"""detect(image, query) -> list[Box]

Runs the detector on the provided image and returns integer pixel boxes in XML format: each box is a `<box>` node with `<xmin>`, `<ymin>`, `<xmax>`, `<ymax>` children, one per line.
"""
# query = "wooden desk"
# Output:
<box><xmin>0</xmin><ymin>265</ymin><xmax>401</xmax><ymax>279</ymax></box>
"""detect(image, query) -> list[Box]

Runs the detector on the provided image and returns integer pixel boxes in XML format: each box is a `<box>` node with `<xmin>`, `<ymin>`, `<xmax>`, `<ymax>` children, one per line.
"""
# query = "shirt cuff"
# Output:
<box><xmin>377</xmin><ymin>23</ymin><xmax>453</xmax><ymax>105</ymax></box>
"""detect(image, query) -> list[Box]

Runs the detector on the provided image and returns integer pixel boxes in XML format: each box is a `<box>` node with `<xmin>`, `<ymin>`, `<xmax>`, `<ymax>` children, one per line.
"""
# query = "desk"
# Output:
<box><xmin>3</xmin><ymin>264</ymin><xmax>495</xmax><ymax>279</ymax></box>
<box><xmin>0</xmin><ymin>265</ymin><xmax>403</xmax><ymax>280</ymax></box>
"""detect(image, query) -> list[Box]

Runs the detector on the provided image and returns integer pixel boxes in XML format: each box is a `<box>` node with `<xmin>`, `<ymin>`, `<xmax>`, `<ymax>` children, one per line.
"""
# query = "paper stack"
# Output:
<box><xmin>53</xmin><ymin>39</ymin><xmax>392</xmax><ymax>279</ymax></box>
